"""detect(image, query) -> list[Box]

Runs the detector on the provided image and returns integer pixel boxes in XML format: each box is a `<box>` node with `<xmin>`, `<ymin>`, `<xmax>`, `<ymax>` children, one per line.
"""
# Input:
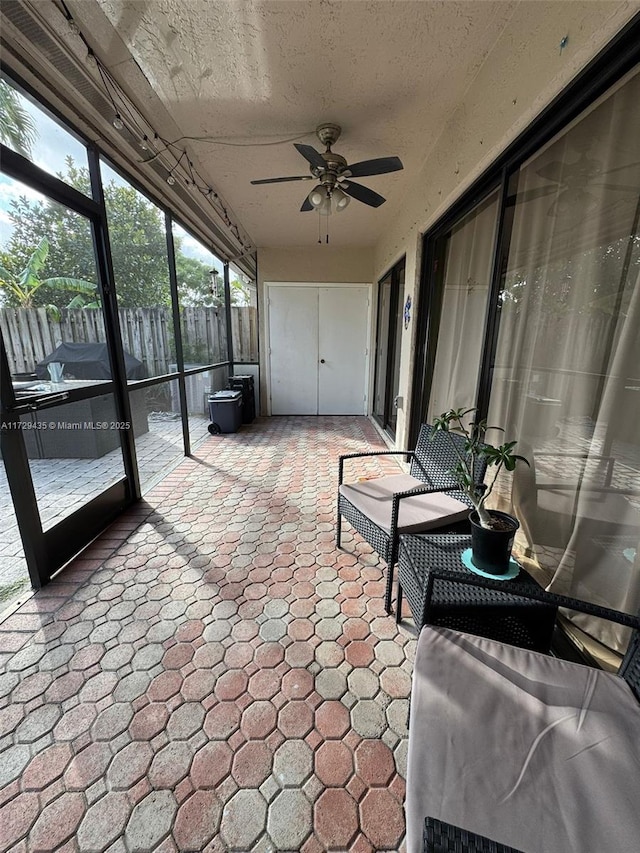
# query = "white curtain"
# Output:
<box><xmin>427</xmin><ymin>191</ymin><xmax>499</xmax><ymax>426</ymax></box>
<box><xmin>488</xmin><ymin>68</ymin><xmax>640</xmax><ymax>652</ymax></box>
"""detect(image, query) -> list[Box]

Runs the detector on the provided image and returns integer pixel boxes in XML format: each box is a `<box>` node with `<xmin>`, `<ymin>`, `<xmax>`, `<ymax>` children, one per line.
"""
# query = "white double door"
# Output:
<box><xmin>268</xmin><ymin>284</ymin><xmax>370</xmax><ymax>415</ymax></box>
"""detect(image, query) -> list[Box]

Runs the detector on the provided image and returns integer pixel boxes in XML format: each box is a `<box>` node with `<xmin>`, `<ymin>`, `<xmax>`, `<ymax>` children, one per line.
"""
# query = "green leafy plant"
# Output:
<box><xmin>0</xmin><ymin>237</ymin><xmax>98</xmax><ymax>317</ymax></box>
<box><xmin>0</xmin><ymin>79</ymin><xmax>37</xmax><ymax>157</ymax></box>
<box><xmin>432</xmin><ymin>407</ymin><xmax>529</xmax><ymax>529</ymax></box>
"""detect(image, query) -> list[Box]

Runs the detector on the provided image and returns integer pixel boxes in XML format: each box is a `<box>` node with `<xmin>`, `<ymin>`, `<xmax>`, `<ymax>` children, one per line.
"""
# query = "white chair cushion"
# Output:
<box><xmin>339</xmin><ymin>473</ymin><xmax>469</xmax><ymax>534</ymax></box>
<box><xmin>406</xmin><ymin>626</ymin><xmax>640</xmax><ymax>853</ymax></box>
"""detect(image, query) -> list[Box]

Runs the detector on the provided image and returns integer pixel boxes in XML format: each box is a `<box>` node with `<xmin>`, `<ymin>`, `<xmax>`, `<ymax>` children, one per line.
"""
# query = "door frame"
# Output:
<box><xmin>264</xmin><ymin>281</ymin><xmax>372</xmax><ymax>417</ymax></box>
<box><xmin>372</xmin><ymin>257</ymin><xmax>405</xmax><ymax>439</ymax></box>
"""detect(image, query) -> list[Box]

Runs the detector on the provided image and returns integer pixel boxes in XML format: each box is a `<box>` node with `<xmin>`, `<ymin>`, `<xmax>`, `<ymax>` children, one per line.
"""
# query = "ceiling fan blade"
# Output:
<box><xmin>300</xmin><ymin>197</ymin><xmax>314</xmax><ymax>212</ymax></box>
<box><xmin>506</xmin><ymin>185</ymin><xmax>557</xmax><ymax>205</ymax></box>
<box><xmin>294</xmin><ymin>143</ymin><xmax>326</xmax><ymax>170</ymax></box>
<box><xmin>250</xmin><ymin>176</ymin><xmax>312</xmax><ymax>185</ymax></box>
<box><xmin>340</xmin><ymin>180</ymin><xmax>386</xmax><ymax>208</ymax></box>
<box><xmin>342</xmin><ymin>156</ymin><xmax>403</xmax><ymax>178</ymax></box>
<box><xmin>592</xmin><ymin>159</ymin><xmax>640</xmax><ymax>177</ymax></box>
<box><xmin>590</xmin><ymin>182</ymin><xmax>638</xmax><ymax>192</ymax></box>
<box><xmin>536</xmin><ymin>161</ymin><xmax>565</xmax><ymax>183</ymax></box>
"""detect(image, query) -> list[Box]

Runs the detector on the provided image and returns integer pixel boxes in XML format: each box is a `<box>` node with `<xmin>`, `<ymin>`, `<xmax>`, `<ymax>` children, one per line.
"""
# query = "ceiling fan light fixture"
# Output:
<box><xmin>308</xmin><ymin>185</ymin><xmax>328</xmax><ymax>209</ymax></box>
<box><xmin>332</xmin><ymin>187</ymin><xmax>350</xmax><ymax>212</ymax></box>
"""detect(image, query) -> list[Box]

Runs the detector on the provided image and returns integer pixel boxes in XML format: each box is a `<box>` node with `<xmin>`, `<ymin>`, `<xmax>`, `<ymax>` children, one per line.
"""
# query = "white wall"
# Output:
<box><xmin>373</xmin><ymin>1</ymin><xmax>640</xmax><ymax>449</ymax></box>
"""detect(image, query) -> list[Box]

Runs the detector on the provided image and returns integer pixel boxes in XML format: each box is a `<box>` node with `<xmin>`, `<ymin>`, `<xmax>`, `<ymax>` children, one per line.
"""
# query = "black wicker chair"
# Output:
<box><xmin>423</xmin><ymin>817</ymin><xmax>523</xmax><ymax>853</ymax></box>
<box><xmin>337</xmin><ymin>424</ymin><xmax>488</xmax><ymax>614</ymax></box>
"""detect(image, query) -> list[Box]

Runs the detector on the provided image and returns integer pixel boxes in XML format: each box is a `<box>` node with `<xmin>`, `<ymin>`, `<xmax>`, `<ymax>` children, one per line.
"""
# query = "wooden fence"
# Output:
<box><xmin>0</xmin><ymin>306</ymin><xmax>258</xmax><ymax>375</ymax></box>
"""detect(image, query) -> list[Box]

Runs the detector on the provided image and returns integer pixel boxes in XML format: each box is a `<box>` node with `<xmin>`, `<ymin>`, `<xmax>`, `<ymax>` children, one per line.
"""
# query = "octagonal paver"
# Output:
<box><xmin>29</xmin><ymin>791</ymin><xmax>85</xmax><ymax>851</ymax></box>
<box><xmin>278</xmin><ymin>700</ymin><xmax>314</xmax><ymax>738</ymax></box>
<box><xmin>273</xmin><ymin>739</ymin><xmax>313</xmax><ymax>787</ymax></box>
<box><xmin>1</xmin><ymin>743</ymin><xmax>34</xmax><ymax>787</ymax></box>
<box><xmin>231</xmin><ymin>741</ymin><xmax>272</xmax><ymax>787</ymax></box>
<box><xmin>15</xmin><ymin>703</ymin><xmax>61</xmax><ymax>742</ymax></box>
<box><xmin>204</xmin><ymin>701</ymin><xmax>241</xmax><ymax>739</ymax></box>
<box><xmin>107</xmin><ymin>742</ymin><xmax>154</xmax><ymax>789</ymax></box>
<box><xmin>241</xmin><ymin>700</ymin><xmax>277</xmax><ymax>739</ymax></box>
<box><xmin>316</xmin><ymin>701</ymin><xmax>351</xmax><ymax>738</ymax></box>
<box><xmin>348</xmin><ymin>667</ymin><xmax>380</xmax><ymax>699</ymax></box>
<box><xmin>1</xmin><ymin>792</ymin><xmax>40</xmax><ymax>848</ymax></box>
<box><xmin>125</xmin><ymin>790</ymin><xmax>177</xmax><ymax>851</ymax></box>
<box><xmin>268</xmin><ymin>789</ymin><xmax>312</xmax><ymax>849</ymax></box>
<box><xmin>359</xmin><ymin>788</ymin><xmax>405</xmax><ymax>849</ymax></box>
<box><xmin>173</xmin><ymin>790</ymin><xmax>222</xmax><ymax>851</ymax></box>
<box><xmin>315</xmin><ymin>788</ymin><xmax>359</xmax><ymax>849</ymax></box>
<box><xmin>315</xmin><ymin>740</ymin><xmax>353</xmax><ymax>787</ymax></box>
<box><xmin>315</xmin><ymin>669</ymin><xmax>347</xmax><ymax>700</ymax></box>
<box><xmin>190</xmin><ymin>741</ymin><xmax>233</xmax><ymax>788</ymax></box>
<box><xmin>282</xmin><ymin>668</ymin><xmax>314</xmax><ymax>700</ymax></box>
<box><xmin>21</xmin><ymin>743</ymin><xmax>73</xmax><ymax>790</ymax></box>
<box><xmin>149</xmin><ymin>742</ymin><xmax>194</xmax><ymax>788</ymax></box>
<box><xmin>351</xmin><ymin>699</ymin><xmax>386</xmax><ymax>738</ymax></box>
<box><xmin>354</xmin><ymin>739</ymin><xmax>395</xmax><ymax>786</ymax></box>
<box><xmin>129</xmin><ymin>702</ymin><xmax>170</xmax><ymax>740</ymax></box>
<box><xmin>76</xmin><ymin>792</ymin><xmax>131</xmax><ymax>852</ymax></box>
<box><xmin>166</xmin><ymin>702</ymin><xmax>205</xmax><ymax>739</ymax></box>
<box><xmin>64</xmin><ymin>742</ymin><xmax>112</xmax><ymax>790</ymax></box>
<box><xmin>216</xmin><ymin>670</ymin><xmax>249</xmax><ymax>701</ymax></box>
<box><xmin>220</xmin><ymin>790</ymin><xmax>267</xmax><ymax>850</ymax></box>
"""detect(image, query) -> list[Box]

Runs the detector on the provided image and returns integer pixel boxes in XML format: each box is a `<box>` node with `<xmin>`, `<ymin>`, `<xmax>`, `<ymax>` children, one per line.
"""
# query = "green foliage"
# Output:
<box><xmin>432</xmin><ymin>407</ymin><xmax>529</xmax><ymax>529</ymax></box>
<box><xmin>2</xmin><ymin>156</ymin><xmax>247</xmax><ymax>311</ymax></box>
<box><xmin>0</xmin><ymin>237</ymin><xmax>98</xmax><ymax>317</ymax></box>
<box><xmin>0</xmin><ymin>79</ymin><xmax>37</xmax><ymax>157</ymax></box>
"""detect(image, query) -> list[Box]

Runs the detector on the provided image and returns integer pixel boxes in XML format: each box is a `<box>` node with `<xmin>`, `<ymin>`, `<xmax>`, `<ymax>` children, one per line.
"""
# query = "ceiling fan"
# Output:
<box><xmin>250</xmin><ymin>123</ymin><xmax>403</xmax><ymax>213</ymax></box>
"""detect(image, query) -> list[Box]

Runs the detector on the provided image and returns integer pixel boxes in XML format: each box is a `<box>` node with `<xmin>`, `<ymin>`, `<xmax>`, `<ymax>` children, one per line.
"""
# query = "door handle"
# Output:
<box><xmin>320</xmin><ymin>359</ymin><xmax>325</xmax><ymax>364</ymax></box>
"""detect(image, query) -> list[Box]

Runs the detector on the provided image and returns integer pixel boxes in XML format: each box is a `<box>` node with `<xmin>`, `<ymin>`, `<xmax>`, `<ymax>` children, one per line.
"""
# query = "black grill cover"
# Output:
<box><xmin>35</xmin><ymin>342</ymin><xmax>146</xmax><ymax>381</ymax></box>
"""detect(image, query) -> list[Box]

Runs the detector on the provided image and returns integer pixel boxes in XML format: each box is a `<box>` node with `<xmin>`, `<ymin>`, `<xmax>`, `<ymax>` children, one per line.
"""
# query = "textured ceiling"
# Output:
<box><xmin>81</xmin><ymin>0</ymin><xmax>518</xmax><ymax>247</ymax></box>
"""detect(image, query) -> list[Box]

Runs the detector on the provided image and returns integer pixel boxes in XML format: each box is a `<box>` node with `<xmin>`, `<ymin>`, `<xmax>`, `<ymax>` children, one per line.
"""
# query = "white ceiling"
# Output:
<box><xmin>76</xmin><ymin>1</ymin><xmax>519</xmax><ymax>248</ymax></box>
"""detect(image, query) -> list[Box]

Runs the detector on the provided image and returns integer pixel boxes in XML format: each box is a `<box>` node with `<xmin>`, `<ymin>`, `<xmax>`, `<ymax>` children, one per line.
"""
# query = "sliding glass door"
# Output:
<box><xmin>416</xmin><ymin>61</ymin><xmax>640</xmax><ymax>655</ymax></box>
<box><xmin>488</xmin><ymin>68</ymin><xmax>640</xmax><ymax>651</ymax></box>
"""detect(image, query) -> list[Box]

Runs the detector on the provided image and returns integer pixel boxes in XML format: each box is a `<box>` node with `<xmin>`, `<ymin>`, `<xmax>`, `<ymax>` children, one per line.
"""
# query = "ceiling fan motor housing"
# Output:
<box><xmin>316</xmin><ymin>123</ymin><xmax>342</xmax><ymax>148</ymax></box>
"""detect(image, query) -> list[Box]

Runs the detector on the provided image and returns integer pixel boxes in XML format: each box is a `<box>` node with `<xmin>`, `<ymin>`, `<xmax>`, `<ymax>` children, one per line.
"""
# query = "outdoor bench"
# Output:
<box><xmin>406</xmin><ymin>572</ymin><xmax>640</xmax><ymax>853</ymax></box>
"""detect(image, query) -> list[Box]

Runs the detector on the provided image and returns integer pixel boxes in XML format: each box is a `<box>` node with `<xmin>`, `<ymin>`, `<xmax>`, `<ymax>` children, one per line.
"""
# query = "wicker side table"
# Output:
<box><xmin>398</xmin><ymin>533</ymin><xmax>556</xmax><ymax>652</ymax></box>
<box><xmin>424</xmin><ymin>817</ymin><xmax>524</xmax><ymax>853</ymax></box>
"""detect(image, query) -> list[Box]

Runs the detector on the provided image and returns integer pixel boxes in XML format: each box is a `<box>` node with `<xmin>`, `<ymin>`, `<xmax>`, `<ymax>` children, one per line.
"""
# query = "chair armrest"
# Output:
<box><xmin>338</xmin><ymin>450</ymin><xmax>415</xmax><ymax>484</ymax></box>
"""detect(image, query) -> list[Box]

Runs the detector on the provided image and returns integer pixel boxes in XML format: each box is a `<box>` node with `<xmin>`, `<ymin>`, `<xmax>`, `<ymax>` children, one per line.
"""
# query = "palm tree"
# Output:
<box><xmin>0</xmin><ymin>237</ymin><xmax>99</xmax><ymax>315</ymax></box>
<box><xmin>0</xmin><ymin>79</ymin><xmax>37</xmax><ymax>157</ymax></box>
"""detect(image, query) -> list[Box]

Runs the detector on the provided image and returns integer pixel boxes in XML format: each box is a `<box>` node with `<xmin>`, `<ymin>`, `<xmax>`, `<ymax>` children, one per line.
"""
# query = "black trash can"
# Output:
<box><xmin>228</xmin><ymin>374</ymin><xmax>255</xmax><ymax>424</ymax></box>
<box><xmin>208</xmin><ymin>390</ymin><xmax>243</xmax><ymax>434</ymax></box>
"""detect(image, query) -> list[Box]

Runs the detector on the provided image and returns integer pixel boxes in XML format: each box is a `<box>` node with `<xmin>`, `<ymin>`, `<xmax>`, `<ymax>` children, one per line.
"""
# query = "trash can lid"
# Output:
<box><xmin>209</xmin><ymin>390</ymin><xmax>242</xmax><ymax>401</ymax></box>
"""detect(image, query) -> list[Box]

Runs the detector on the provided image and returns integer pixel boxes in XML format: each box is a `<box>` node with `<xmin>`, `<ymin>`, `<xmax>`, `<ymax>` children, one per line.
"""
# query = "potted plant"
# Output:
<box><xmin>432</xmin><ymin>407</ymin><xmax>529</xmax><ymax>574</ymax></box>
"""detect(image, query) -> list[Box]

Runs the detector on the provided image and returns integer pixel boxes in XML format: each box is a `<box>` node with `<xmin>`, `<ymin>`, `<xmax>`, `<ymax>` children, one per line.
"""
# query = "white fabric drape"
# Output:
<box><xmin>427</xmin><ymin>191</ymin><xmax>499</xmax><ymax>426</ymax></box>
<box><xmin>487</xmin><ymin>69</ymin><xmax>640</xmax><ymax>652</ymax></box>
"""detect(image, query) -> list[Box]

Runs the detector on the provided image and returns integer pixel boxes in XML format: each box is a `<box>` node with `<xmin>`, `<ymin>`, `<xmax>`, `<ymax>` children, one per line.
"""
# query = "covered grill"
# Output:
<box><xmin>35</xmin><ymin>341</ymin><xmax>146</xmax><ymax>381</ymax></box>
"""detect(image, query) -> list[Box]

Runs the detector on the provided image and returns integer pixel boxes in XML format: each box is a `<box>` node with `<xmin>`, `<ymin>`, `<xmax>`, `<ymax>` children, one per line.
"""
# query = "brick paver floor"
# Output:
<box><xmin>0</xmin><ymin>416</ymin><xmax>415</xmax><ymax>852</ymax></box>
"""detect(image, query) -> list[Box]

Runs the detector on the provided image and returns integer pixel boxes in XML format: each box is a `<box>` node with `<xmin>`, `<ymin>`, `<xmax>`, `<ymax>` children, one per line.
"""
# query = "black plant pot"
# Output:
<box><xmin>469</xmin><ymin>510</ymin><xmax>519</xmax><ymax>574</ymax></box>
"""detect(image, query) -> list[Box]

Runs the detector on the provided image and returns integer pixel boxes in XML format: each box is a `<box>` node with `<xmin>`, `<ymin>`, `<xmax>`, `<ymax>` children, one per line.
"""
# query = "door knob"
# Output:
<box><xmin>320</xmin><ymin>359</ymin><xmax>325</xmax><ymax>363</ymax></box>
